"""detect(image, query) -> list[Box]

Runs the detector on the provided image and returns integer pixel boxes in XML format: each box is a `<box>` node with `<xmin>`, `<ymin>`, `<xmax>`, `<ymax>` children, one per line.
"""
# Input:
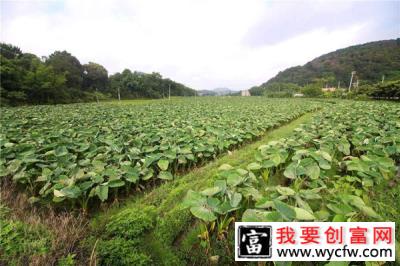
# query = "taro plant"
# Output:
<box><xmin>0</xmin><ymin>98</ymin><xmax>321</xmax><ymax>209</ymax></box>
<box><xmin>183</xmin><ymin>101</ymin><xmax>399</xmax><ymax>253</ymax></box>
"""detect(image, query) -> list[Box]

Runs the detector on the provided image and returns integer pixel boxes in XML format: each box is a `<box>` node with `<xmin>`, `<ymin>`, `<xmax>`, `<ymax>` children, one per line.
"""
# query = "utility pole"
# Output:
<box><xmin>381</xmin><ymin>75</ymin><xmax>385</xmax><ymax>83</ymax></box>
<box><xmin>337</xmin><ymin>81</ymin><xmax>340</xmax><ymax>89</ymax></box>
<box><xmin>117</xmin><ymin>87</ymin><xmax>121</xmax><ymax>101</ymax></box>
<box><xmin>348</xmin><ymin>71</ymin><xmax>356</xmax><ymax>92</ymax></box>
<box><xmin>168</xmin><ymin>84</ymin><xmax>171</xmax><ymax>101</ymax></box>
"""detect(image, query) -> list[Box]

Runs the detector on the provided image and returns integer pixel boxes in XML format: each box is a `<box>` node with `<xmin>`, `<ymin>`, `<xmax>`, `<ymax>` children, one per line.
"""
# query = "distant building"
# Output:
<box><xmin>241</xmin><ymin>90</ymin><xmax>251</xmax><ymax>96</ymax></box>
<box><xmin>293</xmin><ymin>93</ymin><xmax>304</xmax><ymax>97</ymax></box>
<box><xmin>321</xmin><ymin>87</ymin><xmax>336</xmax><ymax>92</ymax></box>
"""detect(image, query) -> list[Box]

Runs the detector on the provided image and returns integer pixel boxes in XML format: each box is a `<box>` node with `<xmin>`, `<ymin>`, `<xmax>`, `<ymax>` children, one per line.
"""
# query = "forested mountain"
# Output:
<box><xmin>212</xmin><ymin>88</ymin><xmax>236</xmax><ymax>96</ymax></box>
<box><xmin>250</xmin><ymin>39</ymin><xmax>400</xmax><ymax>95</ymax></box>
<box><xmin>197</xmin><ymin>88</ymin><xmax>236</xmax><ymax>96</ymax></box>
<box><xmin>0</xmin><ymin>43</ymin><xmax>196</xmax><ymax>105</ymax></box>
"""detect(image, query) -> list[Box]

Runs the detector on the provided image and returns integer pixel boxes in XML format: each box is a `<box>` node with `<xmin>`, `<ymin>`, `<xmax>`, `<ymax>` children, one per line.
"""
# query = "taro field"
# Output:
<box><xmin>0</xmin><ymin>98</ymin><xmax>319</xmax><ymax>209</ymax></box>
<box><xmin>0</xmin><ymin>97</ymin><xmax>399</xmax><ymax>265</ymax></box>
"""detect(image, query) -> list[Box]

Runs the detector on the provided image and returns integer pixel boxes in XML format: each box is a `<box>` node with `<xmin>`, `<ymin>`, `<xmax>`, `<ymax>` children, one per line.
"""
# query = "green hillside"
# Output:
<box><xmin>251</xmin><ymin>38</ymin><xmax>400</xmax><ymax>95</ymax></box>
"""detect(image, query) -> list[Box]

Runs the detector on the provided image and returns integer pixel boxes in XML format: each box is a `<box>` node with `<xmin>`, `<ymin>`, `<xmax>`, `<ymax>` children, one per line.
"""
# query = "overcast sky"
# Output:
<box><xmin>1</xmin><ymin>0</ymin><xmax>399</xmax><ymax>90</ymax></box>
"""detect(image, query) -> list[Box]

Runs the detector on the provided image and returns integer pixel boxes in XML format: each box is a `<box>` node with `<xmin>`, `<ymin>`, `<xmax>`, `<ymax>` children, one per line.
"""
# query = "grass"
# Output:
<box><xmin>0</xmin><ymin>179</ymin><xmax>88</xmax><ymax>265</ymax></box>
<box><xmin>0</xmin><ymin>210</ymin><xmax>52</xmax><ymax>266</ymax></box>
<box><xmin>87</xmin><ymin>111</ymin><xmax>317</xmax><ymax>265</ymax></box>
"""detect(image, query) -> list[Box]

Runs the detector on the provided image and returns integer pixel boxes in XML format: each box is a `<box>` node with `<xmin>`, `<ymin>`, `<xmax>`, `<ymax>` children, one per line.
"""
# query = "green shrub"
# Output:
<box><xmin>370</xmin><ymin>80</ymin><xmax>400</xmax><ymax>98</ymax></box>
<box><xmin>57</xmin><ymin>253</ymin><xmax>76</xmax><ymax>266</ymax></box>
<box><xmin>105</xmin><ymin>206</ymin><xmax>156</xmax><ymax>239</ymax></box>
<box><xmin>155</xmin><ymin>208</ymin><xmax>192</xmax><ymax>245</ymax></box>
<box><xmin>0</xmin><ymin>218</ymin><xmax>51</xmax><ymax>265</ymax></box>
<box><xmin>96</xmin><ymin>238</ymin><xmax>151</xmax><ymax>266</ymax></box>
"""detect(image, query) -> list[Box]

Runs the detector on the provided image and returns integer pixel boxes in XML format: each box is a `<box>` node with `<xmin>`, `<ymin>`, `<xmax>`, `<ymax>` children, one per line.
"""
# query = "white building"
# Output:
<box><xmin>241</xmin><ymin>90</ymin><xmax>251</xmax><ymax>96</ymax></box>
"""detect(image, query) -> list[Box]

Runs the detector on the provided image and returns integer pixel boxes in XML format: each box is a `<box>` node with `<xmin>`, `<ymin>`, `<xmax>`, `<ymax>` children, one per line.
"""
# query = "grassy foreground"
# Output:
<box><xmin>86</xmin><ymin>111</ymin><xmax>317</xmax><ymax>265</ymax></box>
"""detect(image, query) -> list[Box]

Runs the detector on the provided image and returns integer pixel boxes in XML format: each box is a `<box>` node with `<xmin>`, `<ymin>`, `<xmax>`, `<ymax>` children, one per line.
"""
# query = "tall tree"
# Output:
<box><xmin>24</xmin><ymin>60</ymin><xmax>67</xmax><ymax>104</ymax></box>
<box><xmin>0</xmin><ymin>43</ymin><xmax>22</xmax><ymax>59</ymax></box>
<box><xmin>46</xmin><ymin>51</ymin><xmax>83</xmax><ymax>89</ymax></box>
<box><xmin>82</xmin><ymin>62</ymin><xmax>108</xmax><ymax>92</ymax></box>
<box><xmin>1</xmin><ymin>43</ymin><xmax>23</xmax><ymax>92</ymax></box>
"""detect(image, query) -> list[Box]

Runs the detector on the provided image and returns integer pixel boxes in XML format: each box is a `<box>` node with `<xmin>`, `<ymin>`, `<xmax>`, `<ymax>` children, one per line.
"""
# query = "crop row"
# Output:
<box><xmin>0</xmin><ymin>98</ymin><xmax>320</xmax><ymax>209</ymax></box>
<box><xmin>183</xmin><ymin>101</ymin><xmax>399</xmax><ymax>243</ymax></box>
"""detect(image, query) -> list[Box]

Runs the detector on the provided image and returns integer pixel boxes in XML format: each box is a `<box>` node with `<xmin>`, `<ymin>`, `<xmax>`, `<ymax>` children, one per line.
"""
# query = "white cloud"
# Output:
<box><xmin>1</xmin><ymin>0</ymin><xmax>398</xmax><ymax>90</ymax></box>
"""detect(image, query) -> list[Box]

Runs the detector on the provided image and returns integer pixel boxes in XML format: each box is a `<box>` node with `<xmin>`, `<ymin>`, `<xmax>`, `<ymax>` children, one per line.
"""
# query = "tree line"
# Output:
<box><xmin>249</xmin><ymin>79</ymin><xmax>400</xmax><ymax>99</ymax></box>
<box><xmin>0</xmin><ymin>43</ymin><xmax>196</xmax><ymax>106</ymax></box>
